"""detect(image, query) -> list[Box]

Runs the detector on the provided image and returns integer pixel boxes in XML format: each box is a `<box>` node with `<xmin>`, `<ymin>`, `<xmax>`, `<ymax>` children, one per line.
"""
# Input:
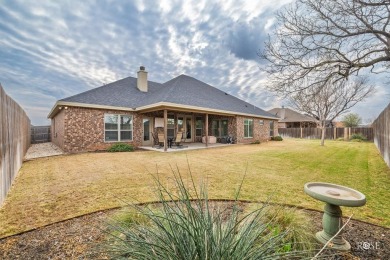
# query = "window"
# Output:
<box><xmin>211</xmin><ymin>119</ymin><xmax>228</xmax><ymax>137</ymax></box>
<box><xmin>195</xmin><ymin>117</ymin><xmax>203</xmax><ymax>137</ymax></box>
<box><xmin>244</xmin><ymin>119</ymin><xmax>253</xmax><ymax>138</ymax></box>
<box><xmin>221</xmin><ymin>119</ymin><xmax>228</xmax><ymax>136</ymax></box>
<box><xmin>212</xmin><ymin>120</ymin><xmax>219</xmax><ymax>137</ymax></box>
<box><xmin>259</xmin><ymin>120</ymin><xmax>264</xmax><ymax>125</ymax></box>
<box><xmin>270</xmin><ymin>121</ymin><xmax>274</xmax><ymax>137</ymax></box>
<box><xmin>104</xmin><ymin>114</ymin><xmax>133</xmax><ymax>142</ymax></box>
<box><xmin>167</xmin><ymin>114</ymin><xmax>175</xmax><ymax>138</ymax></box>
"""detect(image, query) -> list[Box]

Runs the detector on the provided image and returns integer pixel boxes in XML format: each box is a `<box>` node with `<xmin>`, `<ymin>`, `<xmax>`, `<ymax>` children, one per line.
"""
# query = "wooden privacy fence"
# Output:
<box><xmin>372</xmin><ymin>103</ymin><xmax>390</xmax><ymax>168</ymax></box>
<box><xmin>31</xmin><ymin>125</ymin><xmax>51</xmax><ymax>143</ymax></box>
<box><xmin>0</xmin><ymin>84</ymin><xmax>31</xmax><ymax>206</ymax></box>
<box><xmin>278</xmin><ymin>127</ymin><xmax>373</xmax><ymax>141</ymax></box>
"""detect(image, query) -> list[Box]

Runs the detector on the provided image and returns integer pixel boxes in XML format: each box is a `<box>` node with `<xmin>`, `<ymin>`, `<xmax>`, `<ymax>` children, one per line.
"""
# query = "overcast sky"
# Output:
<box><xmin>1</xmin><ymin>0</ymin><xmax>389</xmax><ymax>125</ymax></box>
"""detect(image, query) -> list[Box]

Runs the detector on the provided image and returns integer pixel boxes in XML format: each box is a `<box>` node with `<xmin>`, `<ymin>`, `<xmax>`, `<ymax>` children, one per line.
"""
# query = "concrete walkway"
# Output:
<box><xmin>25</xmin><ymin>142</ymin><xmax>65</xmax><ymax>160</ymax></box>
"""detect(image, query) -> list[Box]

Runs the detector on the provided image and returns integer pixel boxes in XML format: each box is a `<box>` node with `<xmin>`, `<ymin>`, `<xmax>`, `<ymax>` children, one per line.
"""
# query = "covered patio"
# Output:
<box><xmin>140</xmin><ymin>107</ymin><xmax>236</xmax><ymax>152</ymax></box>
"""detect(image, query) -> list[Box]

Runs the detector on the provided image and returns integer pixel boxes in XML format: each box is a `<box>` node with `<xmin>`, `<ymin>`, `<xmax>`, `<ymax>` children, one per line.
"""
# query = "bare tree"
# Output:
<box><xmin>289</xmin><ymin>77</ymin><xmax>374</xmax><ymax>145</ymax></box>
<box><xmin>261</xmin><ymin>0</ymin><xmax>390</xmax><ymax>94</ymax></box>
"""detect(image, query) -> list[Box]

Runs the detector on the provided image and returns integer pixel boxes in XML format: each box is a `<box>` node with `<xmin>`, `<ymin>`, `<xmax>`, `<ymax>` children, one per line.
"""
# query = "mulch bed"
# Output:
<box><xmin>0</xmin><ymin>205</ymin><xmax>388</xmax><ymax>260</ymax></box>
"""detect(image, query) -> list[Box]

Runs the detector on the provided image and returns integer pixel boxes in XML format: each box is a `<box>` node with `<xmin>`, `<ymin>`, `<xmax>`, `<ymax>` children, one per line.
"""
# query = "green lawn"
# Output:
<box><xmin>0</xmin><ymin>139</ymin><xmax>389</xmax><ymax>238</ymax></box>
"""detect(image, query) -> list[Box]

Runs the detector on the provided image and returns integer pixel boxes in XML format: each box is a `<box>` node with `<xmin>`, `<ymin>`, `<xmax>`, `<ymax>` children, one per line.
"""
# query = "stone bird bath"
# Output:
<box><xmin>304</xmin><ymin>182</ymin><xmax>366</xmax><ymax>251</ymax></box>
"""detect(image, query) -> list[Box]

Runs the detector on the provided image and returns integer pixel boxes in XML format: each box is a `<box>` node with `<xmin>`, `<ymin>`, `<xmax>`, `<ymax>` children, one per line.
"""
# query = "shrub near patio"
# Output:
<box><xmin>107</xmin><ymin>143</ymin><xmax>134</xmax><ymax>152</ymax></box>
<box><xmin>0</xmin><ymin>139</ymin><xmax>389</xmax><ymax>239</ymax></box>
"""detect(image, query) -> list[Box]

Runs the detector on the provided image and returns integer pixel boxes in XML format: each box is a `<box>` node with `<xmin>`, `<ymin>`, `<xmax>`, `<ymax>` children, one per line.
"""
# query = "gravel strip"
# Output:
<box><xmin>0</xmin><ymin>212</ymin><xmax>109</xmax><ymax>259</ymax></box>
<box><xmin>0</xmin><ymin>205</ymin><xmax>388</xmax><ymax>259</ymax></box>
<box><xmin>24</xmin><ymin>143</ymin><xmax>65</xmax><ymax>160</ymax></box>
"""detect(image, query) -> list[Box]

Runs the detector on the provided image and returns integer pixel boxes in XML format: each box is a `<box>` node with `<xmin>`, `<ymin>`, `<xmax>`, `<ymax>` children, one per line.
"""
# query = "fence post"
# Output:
<box><xmin>300</xmin><ymin>127</ymin><xmax>303</xmax><ymax>139</ymax></box>
<box><xmin>333</xmin><ymin>128</ymin><xmax>336</xmax><ymax>140</ymax></box>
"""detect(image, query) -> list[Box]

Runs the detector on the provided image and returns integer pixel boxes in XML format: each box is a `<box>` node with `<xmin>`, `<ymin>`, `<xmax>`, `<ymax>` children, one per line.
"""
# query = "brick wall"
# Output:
<box><xmin>51</xmin><ymin>106</ymin><xmax>279</xmax><ymax>151</ymax></box>
<box><xmin>52</xmin><ymin>106</ymin><xmax>141</xmax><ymax>153</ymax></box>
<box><xmin>274</xmin><ymin>121</ymin><xmax>279</xmax><ymax>137</ymax></box>
<box><xmin>235</xmin><ymin>116</ymin><xmax>278</xmax><ymax>143</ymax></box>
<box><xmin>228</xmin><ymin>116</ymin><xmax>237</xmax><ymax>138</ymax></box>
<box><xmin>51</xmin><ymin>109</ymin><xmax>65</xmax><ymax>149</ymax></box>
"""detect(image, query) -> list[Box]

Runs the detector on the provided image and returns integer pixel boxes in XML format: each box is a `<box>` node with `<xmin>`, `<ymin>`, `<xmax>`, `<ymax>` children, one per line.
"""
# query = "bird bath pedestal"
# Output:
<box><xmin>304</xmin><ymin>182</ymin><xmax>366</xmax><ymax>251</ymax></box>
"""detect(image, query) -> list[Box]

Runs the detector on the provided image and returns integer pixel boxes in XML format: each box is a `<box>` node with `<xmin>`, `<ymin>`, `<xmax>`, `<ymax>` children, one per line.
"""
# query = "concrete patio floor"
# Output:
<box><xmin>139</xmin><ymin>142</ymin><xmax>233</xmax><ymax>152</ymax></box>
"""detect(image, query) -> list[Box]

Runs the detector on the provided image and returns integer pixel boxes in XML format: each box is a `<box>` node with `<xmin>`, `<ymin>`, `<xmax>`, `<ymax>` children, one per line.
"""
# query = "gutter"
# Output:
<box><xmin>48</xmin><ymin>101</ymin><xmax>279</xmax><ymax>120</ymax></box>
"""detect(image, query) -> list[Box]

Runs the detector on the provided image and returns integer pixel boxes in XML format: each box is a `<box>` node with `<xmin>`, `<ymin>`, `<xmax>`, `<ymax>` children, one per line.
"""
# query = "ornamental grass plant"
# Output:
<box><xmin>101</xmin><ymin>167</ymin><xmax>324</xmax><ymax>259</ymax></box>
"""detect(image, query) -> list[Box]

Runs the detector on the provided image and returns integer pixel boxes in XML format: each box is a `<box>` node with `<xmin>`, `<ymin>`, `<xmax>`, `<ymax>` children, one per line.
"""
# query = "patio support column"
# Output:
<box><xmin>164</xmin><ymin>109</ymin><xmax>168</xmax><ymax>152</ymax></box>
<box><xmin>205</xmin><ymin>113</ymin><xmax>209</xmax><ymax>147</ymax></box>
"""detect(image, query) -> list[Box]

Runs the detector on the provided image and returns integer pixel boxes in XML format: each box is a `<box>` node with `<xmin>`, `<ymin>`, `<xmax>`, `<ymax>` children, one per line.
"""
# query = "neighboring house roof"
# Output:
<box><xmin>49</xmin><ymin>74</ymin><xmax>278</xmax><ymax>119</ymax></box>
<box><xmin>268</xmin><ymin>107</ymin><xmax>318</xmax><ymax>123</ymax></box>
<box><xmin>333</xmin><ymin>121</ymin><xmax>345</xmax><ymax>128</ymax></box>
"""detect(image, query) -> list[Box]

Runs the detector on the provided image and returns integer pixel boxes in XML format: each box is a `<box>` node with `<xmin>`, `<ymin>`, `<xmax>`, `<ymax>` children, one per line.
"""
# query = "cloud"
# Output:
<box><xmin>224</xmin><ymin>14</ymin><xmax>272</xmax><ymax>61</ymax></box>
<box><xmin>0</xmin><ymin>0</ymin><xmax>386</xmax><ymax>125</ymax></box>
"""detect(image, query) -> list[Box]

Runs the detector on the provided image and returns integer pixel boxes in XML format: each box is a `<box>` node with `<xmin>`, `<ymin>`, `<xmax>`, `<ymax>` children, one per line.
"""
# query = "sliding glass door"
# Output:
<box><xmin>177</xmin><ymin>115</ymin><xmax>193</xmax><ymax>142</ymax></box>
<box><xmin>142</xmin><ymin>117</ymin><xmax>153</xmax><ymax>146</ymax></box>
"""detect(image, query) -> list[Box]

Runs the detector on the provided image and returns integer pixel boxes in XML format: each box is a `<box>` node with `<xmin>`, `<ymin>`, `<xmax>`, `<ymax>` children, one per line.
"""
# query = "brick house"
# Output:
<box><xmin>268</xmin><ymin>107</ymin><xmax>318</xmax><ymax>128</ymax></box>
<box><xmin>48</xmin><ymin>67</ymin><xmax>279</xmax><ymax>152</ymax></box>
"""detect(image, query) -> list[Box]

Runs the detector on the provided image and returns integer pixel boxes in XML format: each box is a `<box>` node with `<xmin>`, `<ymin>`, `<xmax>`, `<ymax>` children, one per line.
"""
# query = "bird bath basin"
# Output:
<box><xmin>304</xmin><ymin>182</ymin><xmax>366</xmax><ymax>251</ymax></box>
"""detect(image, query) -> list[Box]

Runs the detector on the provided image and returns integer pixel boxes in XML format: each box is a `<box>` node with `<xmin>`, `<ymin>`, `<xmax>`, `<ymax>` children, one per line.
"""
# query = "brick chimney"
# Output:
<box><xmin>137</xmin><ymin>66</ymin><xmax>148</xmax><ymax>92</ymax></box>
<box><xmin>280</xmin><ymin>106</ymin><xmax>286</xmax><ymax>119</ymax></box>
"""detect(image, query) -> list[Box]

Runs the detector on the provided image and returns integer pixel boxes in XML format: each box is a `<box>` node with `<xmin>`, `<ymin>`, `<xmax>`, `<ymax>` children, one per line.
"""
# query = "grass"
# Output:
<box><xmin>0</xmin><ymin>139</ymin><xmax>389</xmax><ymax>238</ymax></box>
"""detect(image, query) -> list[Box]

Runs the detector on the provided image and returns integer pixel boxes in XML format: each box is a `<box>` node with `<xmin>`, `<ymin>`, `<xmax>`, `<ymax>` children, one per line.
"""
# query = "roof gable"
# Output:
<box><xmin>268</xmin><ymin>107</ymin><xmax>317</xmax><ymax>123</ymax></box>
<box><xmin>139</xmin><ymin>75</ymin><xmax>276</xmax><ymax>118</ymax></box>
<box><xmin>50</xmin><ymin>74</ymin><xmax>277</xmax><ymax>119</ymax></box>
<box><xmin>60</xmin><ymin>77</ymin><xmax>164</xmax><ymax>108</ymax></box>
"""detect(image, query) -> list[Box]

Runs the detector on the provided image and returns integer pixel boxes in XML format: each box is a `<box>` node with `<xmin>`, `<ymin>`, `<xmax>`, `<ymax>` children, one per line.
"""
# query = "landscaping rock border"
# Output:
<box><xmin>0</xmin><ymin>203</ymin><xmax>388</xmax><ymax>259</ymax></box>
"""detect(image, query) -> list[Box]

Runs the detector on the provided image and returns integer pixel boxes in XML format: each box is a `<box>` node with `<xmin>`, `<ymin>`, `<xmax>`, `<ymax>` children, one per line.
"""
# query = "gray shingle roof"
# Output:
<box><xmin>268</xmin><ymin>107</ymin><xmax>317</xmax><ymax>123</ymax></box>
<box><xmin>58</xmin><ymin>74</ymin><xmax>277</xmax><ymax>119</ymax></box>
<box><xmin>61</xmin><ymin>77</ymin><xmax>163</xmax><ymax>108</ymax></box>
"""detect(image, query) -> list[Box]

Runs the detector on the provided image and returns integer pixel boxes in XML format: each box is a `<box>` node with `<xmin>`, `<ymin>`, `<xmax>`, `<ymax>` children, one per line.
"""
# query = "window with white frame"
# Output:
<box><xmin>244</xmin><ymin>119</ymin><xmax>253</xmax><ymax>138</ymax></box>
<box><xmin>104</xmin><ymin>114</ymin><xmax>133</xmax><ymax>142</ymax></box>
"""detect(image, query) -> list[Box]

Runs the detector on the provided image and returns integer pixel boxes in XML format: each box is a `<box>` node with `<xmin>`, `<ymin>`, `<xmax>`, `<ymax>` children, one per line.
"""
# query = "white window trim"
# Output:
<box><xmin>244</xmin><ymin>118</ymin><xmax>253</xmax><ymax>139</ymax></box>
<box><xmin>104</xmin><ymin>114</ymin><xmax>133</xmax><ymax>142</ymax></box>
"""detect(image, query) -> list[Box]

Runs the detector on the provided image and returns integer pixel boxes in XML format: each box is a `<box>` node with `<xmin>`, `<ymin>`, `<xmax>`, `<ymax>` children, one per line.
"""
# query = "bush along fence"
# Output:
<box><xmin>278</xmin><ymin>127</ymin><xmax>373</xmax><ymax>141</ymax></box>
<box><xmin>31</xmin><ymin>125</ymin><xmax>51</xmax><ymax>144</ymax></box>
<box><xmin>0</xmin><ymin>84</ymin><xmax>31</xmax><ymax>206</ymax></box>
<box><xmin>372</xmin><ymin>103</ymin><xmax>390</xmax><ymax>168</ymax></box>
